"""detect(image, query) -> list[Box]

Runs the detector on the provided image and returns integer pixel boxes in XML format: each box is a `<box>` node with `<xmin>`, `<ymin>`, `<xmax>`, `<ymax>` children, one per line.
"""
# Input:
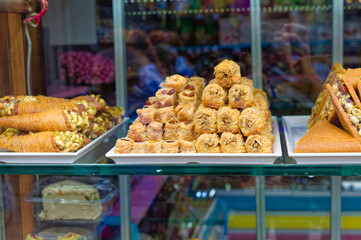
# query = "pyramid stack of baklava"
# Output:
<box><xmin>115</xmin><ymin>59</ymin><xmax>274</xmax><ymax>154</ymax></box>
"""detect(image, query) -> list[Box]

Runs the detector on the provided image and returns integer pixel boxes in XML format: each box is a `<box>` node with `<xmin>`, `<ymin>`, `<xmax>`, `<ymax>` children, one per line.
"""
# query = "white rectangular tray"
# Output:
<box><xmin>283</xmin><ymin>115</ymin><xmax>361</xmax><ymax>165</ymax></box>
<box><xmin>0</xmin><ymin>118</ymin><xmax>128</xmax><ymax>164</ymax></box>
<box><xmin>106</xmin><ymin>117</ymin><xmax>281</xmax><ymax>165</ymax></box>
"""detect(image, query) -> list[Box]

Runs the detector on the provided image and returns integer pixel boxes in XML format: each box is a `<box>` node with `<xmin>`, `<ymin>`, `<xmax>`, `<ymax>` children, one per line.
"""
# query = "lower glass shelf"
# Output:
<box><xmin>1</xmin><ymin>163</ymin><xmax>361</xmax><ymax>176</ymax></box>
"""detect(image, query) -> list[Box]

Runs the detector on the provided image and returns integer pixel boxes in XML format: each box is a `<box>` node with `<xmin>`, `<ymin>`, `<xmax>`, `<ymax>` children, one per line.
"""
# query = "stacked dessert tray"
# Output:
<box><xmin>0</xmin><ymin>118</ymin><xmax>128</xmax><ymax>164</ymax></box>
<box><xmin>106</xmin><ymin>117</ymin><xmax>282</xmax><ymax>165</ymax></box>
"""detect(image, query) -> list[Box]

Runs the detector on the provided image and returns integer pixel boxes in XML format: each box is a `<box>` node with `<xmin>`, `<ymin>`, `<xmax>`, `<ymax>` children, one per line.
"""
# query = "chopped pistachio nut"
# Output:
<box><xmin>54</xmin><ymin>131</ymin><xmax>84</xmax><ymax>152</ymax></box>
<box><xmin>333</xmin><ymin>82</ymin><xmax>361</xmax><ymax>135</ymax></box>
<box><xmin>83</xmin><ymin>116</ymin><xmax>107</xmax><ymax>139</ymax></box>
<box><xmin>64</xmin><ymin>108</ymin><xmax>89</xmax><ymax>131</ymax></box>
<box><xmin>90</xmin><ymin>94</ymin><xmax>105</xmax><ymax>105</ymax></box>
<box><xmin>0</xmin><ymin>97</ymin><xmax>17</xmax><ymax>116</ymax></box>
<box><xmin>22</xmin><ymin>96</ymin><xmax>38</xmax><ymax>102</ymax></box>
<box><xmin>0</xmin><ymin>128</ymin><xmax>20</xmax><ymax>137</ymax></box>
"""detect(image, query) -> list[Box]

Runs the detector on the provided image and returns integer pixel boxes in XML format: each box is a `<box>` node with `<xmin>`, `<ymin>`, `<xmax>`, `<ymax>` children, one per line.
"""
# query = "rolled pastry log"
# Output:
<box><xmin>252</xmin><ymin>89</ymin><xmax>269</xmax><ymax>110</ymax></box>
<box><xmin>239</xmin><ymin>108</ymin><xmax>266</xmax><ymax>137</ymax></box>
<box><xmin>180</xmin><ymin>140</ymin><xmax>196</xmax><ymax>153</ymax></box>
<box><xmin>175</xmin><ymin>103</ymin><xmax>196</xmax><ymax>122</ymax></box>
<box><xmin>147</xmin><ymin>141</ymin><xmax>162</xmax><ymax>153</ymax></box>
<box><xmin>194</xmin><ymin>105</ymin><xmax>218</xmax><ymax>133</ymax></box>
<box><xmin>146</xmin><ymin>121</ymin><xmax>163</xmax><ymax>141</ymax></box>
<box><xmin>0</xmin><ymin>108</ymin><xmax>71</xmax><ymax>132</ymax></box>
<box><xmin>202</xmin><ymin>84</ymin><xmax>226</xmax><ymax>109</ymax></box>
<box><xmin>127</xmin><ymin>122</ymin><xmax>147</xmax><ymax>141</ymax></box>
<box><xmin>178</xmin><ymin>90</ymin><xmax>198</xmax><ymax>106</ymax></box>
<box><xmin>0</xmin><ymin>131</ymin><xmax>87</xmax><ymax>152</ymax></box>
<box><xmin>214</xmin><ymin>59</ymin><xmax>242</xmax><ymax>87</ymax></box>
<box><xmin>229</xmin><ymin>84</ymin><xmax>254</xmax><ymax>109</ymax></box>
<box><xmin>132</xmin><ymin>141</ymin><xmax>148</xmax><ymax>153</ymax></box>
<box><xmin>179</xmin><ymin>121</ymin><xmax>196</xmax><ymax>141</ymax></box>
<box><xmin>158</xmin><ymin>107</ymin><xmax>176</xmax><ymax>123</ymax></box>
<box><xmin>220</xmin><ymin>132</ymin><xmax>246</xmax><ymax>153</ymax></box>
<box><xmin>196</xmin><ymin>133</ymin><xmax>221</xmax><ymax>153</ymax></box>
<box><xmin>245</xmin><ymin>134</ymin><xmax>273</xmax><ymax>153</ymax></box>
<box><xmin>163</xmin><ymin>121</ymin><xmax>179</xmax><ymax>140</ymax></box>
<box><xmin>115</xmin><ymin>138</ymin><xmax>134</xmax><ymax>154</ymax></box>
<box><xmin>188</xmin><ymin>76</ymin><xmax>206</xmax><ymax>93</ymax></box>
<box><xmin>165</xmin><ymin>74</ymin><xmax>188</xmax><ymax>93</ymax></box>
<box><xmin>217</xmin><ymin>107</ymin><xmax>240</xmax><ymax>133</ymax></box>
<box><xmin>162</xmin><ymin>140</ymin><xmax>180</xmax><ymax>153</ymax></box>
<box><xmin>156</xmin><ymin>88</ymin><xmax>176</xmax><ymax>107</ymax></box>
<box><xmin>136</xmin><ymin>107</ymin><xmax>158</xmax><ymax>124</ymax></box>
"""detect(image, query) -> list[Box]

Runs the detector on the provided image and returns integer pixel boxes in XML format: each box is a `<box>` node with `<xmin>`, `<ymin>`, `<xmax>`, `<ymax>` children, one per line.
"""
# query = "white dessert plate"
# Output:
<box><xmin>106</xmin><ymin>117</ymin><xmax>281</xmax><ymax>165</ymax></box>
<box><xmin>0</xmin><ymin>118</ymin><xmax>128</xmax><ymax>164</ymax></box>
<box><xmin>283</xmin><ymin>115</ymin><xmax>361</xmax><ymax>165</ymax></box>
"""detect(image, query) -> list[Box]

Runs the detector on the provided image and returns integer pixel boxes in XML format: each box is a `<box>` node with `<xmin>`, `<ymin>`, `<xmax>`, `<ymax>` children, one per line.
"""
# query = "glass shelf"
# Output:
<box><xmin>1</xmin><ymin>162</ymin><xmax>361</xmax><ymax>176</ymax></box>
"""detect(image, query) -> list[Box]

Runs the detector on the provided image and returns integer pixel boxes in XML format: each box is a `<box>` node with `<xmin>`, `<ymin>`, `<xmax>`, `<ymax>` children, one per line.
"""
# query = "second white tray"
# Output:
<box><xmin>106</xmin><ymin>117</ymin><xmax>281</xmax><ymax>165</ymax></box>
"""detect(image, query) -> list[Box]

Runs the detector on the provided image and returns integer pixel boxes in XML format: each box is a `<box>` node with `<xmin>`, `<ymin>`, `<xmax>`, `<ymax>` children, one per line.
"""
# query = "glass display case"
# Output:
<box><xmin>0</xmin><ymin>0</ymin><xmax>361</xmax><ymax>240</ymax></box>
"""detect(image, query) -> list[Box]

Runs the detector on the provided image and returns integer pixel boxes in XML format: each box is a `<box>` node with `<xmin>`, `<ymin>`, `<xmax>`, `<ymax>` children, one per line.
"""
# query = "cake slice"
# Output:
<box><xmin>295</xmin><ymin>120</ymin><xmax>361</xmax><ymax>153</ymax></box>
<box><xmin>39</xmin><ymin>180</ymin><xmax>103</xmax><ymax>220</ymax></box>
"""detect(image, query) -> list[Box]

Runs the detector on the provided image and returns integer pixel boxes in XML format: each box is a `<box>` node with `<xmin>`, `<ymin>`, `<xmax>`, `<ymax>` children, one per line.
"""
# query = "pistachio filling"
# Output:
<box><xmin>54</xmin><ymin>131</ymin><xmax>84</xmax><ymax>152</ymax></box>
<box><xmin>64</xmin><ymin>101</ymin><xmax>96</xmax><ymax>131</ymax></box>
<box><xmin>0</xmin><ymin>96</ymin><xmax>17</xmax><ymax>116</ymax></box>
<box><xmin>0</xmin><ymin>128</ymin><xmax>20</xmax><ymax>137</ymax></box>
<box><xmin>21</xmin><ymin>96</ymin><xmax>38</xmax><ymax>102</ymax></box>
<box><xmin>90</xmin><ymin>94</ymin><xmax>105</xmax><ymax>106</ymax></box>
<box><xmin>332</xmin><ymin>82</ymin><xmax>361</xmax><ymax>135</ymax></box>
<box><xmin>84</xmin><ymin>116</ymin><xmax>107</xmax><ymax>138</ymax></box>
<box><xmin>250</xmin><ymin>140</ymin><xmax>260</xmax><ymax>151</ymax></box>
